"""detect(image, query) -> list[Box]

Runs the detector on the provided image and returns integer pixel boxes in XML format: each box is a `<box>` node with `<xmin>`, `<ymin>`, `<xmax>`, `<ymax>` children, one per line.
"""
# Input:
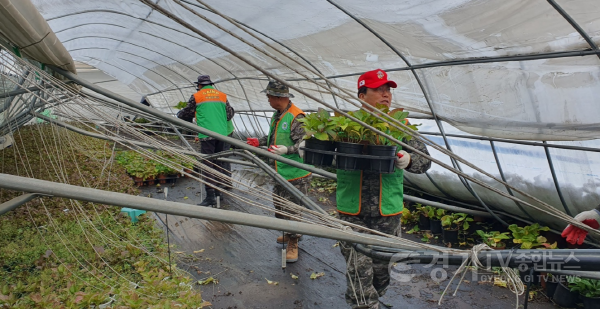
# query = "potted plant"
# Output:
<box><xmin>298</xmin><ymin>108</ymin><xmax>337</xmax><ymax>167</ymax></box>
<box><xmin>476</xmin><ymin>230</ymin><xmax>511</xmax><ymax>250</ymax></box>
<box><xmin>428</xmin><ymin>208</ymin><xmax>446</xmax><ymax>234</ymax></box>
<box><xmin>553</xmin><ymin>276</ymin><xmax>580</xmax><ymax>308</ymax></box>
<box><xmin>118</xmin><ymin>151</ymin><xmax>147</xmax><ymax>186</ymax></box>
<box><xmin>400</xmin><ymin>208</ymin><xmax>419</xmax><ymax>227</ymax></box>
<box><xmin>508</xmin><ymin>223</ymin><xmax>557</xmax><ymax>249</ymax></box>
<box><xmin>365</xmin><ymin>107</ymin><xmax>419</xmax><ymax>174</ymax></box>
<box><xmin>414</xmin><ymin>204</ymin><xmax>430</xmax><ymax>231</ymax></box>
<box><xmin>331</xmin><ymin>111</ymin><xmax>369</xmax><ymax>171</ymax></box>
<box><xmin>155</xmin><ymin>163</ymin><xmax>170</xmax><ymax>184</ymax></box>
<box><xmin>441</xmin><ymin>213</ymin><xmax>473</xmax><ymax>244</ymax></box>
<box><xmin>568</xmin><ymin>277</ymin><xmax>600</xmax><ymax>309</ymax></box>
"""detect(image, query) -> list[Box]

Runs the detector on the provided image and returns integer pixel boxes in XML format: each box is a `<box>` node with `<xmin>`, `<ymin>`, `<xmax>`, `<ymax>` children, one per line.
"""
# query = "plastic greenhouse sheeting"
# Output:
<box><xmin>12</xmin><ymin>0</ymin><xmax>600</xmax><ymax>141</ymax></box>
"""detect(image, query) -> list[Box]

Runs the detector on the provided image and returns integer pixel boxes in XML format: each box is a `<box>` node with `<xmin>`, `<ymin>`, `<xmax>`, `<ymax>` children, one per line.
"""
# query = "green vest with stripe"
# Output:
<box><xmin>336</xmin><ymin>152</ymin><xmax>404</xmax><ymax>216</ymax></box>
<box><xmin>268</xmin><ymin>104</ymin><xmax>312</xmax><ymax>181</ymax></box>
<box><xmin>194</xmin><ymin>85</ymin><xmax>228</xmax><ymax>139</ymax></box>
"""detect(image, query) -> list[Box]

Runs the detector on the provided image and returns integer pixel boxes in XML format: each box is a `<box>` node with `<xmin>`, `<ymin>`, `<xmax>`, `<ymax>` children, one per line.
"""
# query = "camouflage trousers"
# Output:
<box><xmin>272</xmin><ymin>175</ymin><xmax>311</xmax><ymax>237</ymax></box>
<box><xmin>339</xmin><ymin>213</ymin><xmax>401</xmax><ymax>309</ymax></box>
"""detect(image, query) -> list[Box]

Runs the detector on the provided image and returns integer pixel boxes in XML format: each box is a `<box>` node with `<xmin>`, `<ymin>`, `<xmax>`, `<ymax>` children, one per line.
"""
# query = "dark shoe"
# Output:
<box><xmin>198</xmin><ymin>188</ymin><xmax>216</xmax><ymax>207</ymax></box>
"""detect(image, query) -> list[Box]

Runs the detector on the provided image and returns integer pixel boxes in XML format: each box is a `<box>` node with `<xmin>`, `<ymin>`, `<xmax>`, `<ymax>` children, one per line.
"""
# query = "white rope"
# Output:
<box><xmin>438</xmin><ymin>244</ymin><xmax>524</xmax><ymax>308</ymax></box>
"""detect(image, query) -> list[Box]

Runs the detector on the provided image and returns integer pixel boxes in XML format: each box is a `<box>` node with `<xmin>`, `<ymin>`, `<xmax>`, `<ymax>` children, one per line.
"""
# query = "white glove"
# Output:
<box><xmin>395</xmin><ymin>150</ymin><xmax>411</xmax><ymax>169</ymax></box>
<box><xmin>574</xmin><ymin>209</ymin><xmax>600</xmax><ymax>223</ymax></box>
<box><xmin>268</xmin><ymin>145</ymin><xmax>288</xmax><ymax>155</ymax></box>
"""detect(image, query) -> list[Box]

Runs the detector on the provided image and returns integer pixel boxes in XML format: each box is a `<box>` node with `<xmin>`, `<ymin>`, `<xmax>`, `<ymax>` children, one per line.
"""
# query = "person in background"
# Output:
<box><xmin>177</xmin><ymin>75</ymin><xmax>234</xmax><ymax>207</ymax></box>
<box><xmin>246</xmin><ymin>80</ymin><xmax>310</xmax><ymax>263</ymax></box>
<box><xmin>561</xmin><ymin>206</ymin><xmax>600</xmax><ymax>245</ymax></box>
<box><xmin>337</xmin><ymin>69</ymin><xmax>431</xmax><ymax>309</ymax></box>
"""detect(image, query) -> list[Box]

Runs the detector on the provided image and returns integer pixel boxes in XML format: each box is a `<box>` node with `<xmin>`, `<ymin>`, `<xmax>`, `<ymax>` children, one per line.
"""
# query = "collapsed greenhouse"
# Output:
<box><xmin>1</xmin><ymin>0</ymin><xmax>600</xmax><ymax>308</ymax></box>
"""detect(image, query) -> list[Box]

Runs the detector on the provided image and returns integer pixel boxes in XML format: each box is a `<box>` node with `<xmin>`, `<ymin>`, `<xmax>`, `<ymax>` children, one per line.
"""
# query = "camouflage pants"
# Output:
<box><xmin>272</xmin><ymin>175</ymin><xmax>311</xmax><ymax>237</ymax></box>
<box><xmin>339</xmin><ymin>214</ymin><xmax>401</xmax><ymax>309</ymax></box>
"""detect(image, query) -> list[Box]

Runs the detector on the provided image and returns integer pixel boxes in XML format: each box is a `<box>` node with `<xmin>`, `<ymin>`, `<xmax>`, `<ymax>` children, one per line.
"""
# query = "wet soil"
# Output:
<box><xmin>139</xmin><ymin>164</ymin><xmax>561</xmax><ymax>309</ymax></box>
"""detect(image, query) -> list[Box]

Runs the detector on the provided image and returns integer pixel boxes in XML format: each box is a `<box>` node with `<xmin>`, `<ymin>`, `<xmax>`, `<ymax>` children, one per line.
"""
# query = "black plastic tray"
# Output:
<box><xmin>300</xmin><ymin>147</ymin><xmax>396</xmax><ymax>160</ymax></box>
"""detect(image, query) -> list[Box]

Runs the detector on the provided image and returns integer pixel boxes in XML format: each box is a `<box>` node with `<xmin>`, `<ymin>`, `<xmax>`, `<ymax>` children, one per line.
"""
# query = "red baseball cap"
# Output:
<box><xmin>357</xmin><ymin>69</ymin><xmax>397</xmax><ymax>89</ymax></box>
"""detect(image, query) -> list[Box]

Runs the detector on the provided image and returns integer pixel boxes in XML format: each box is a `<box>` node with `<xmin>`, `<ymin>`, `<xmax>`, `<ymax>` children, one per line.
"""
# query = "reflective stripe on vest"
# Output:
<box><xmin>268</xmin><ymin>104</ymin><xmax>311</xmax><ymax>181</ymax></box>
<box><xmin>336</xmin><ymin>163</ymin><xmax>404</xmax><ymax>216</ymax></box>
<box><xmin>194</xmin><ymin>87</ymin><xmax>228</xmax><ymax>138</ymax></box>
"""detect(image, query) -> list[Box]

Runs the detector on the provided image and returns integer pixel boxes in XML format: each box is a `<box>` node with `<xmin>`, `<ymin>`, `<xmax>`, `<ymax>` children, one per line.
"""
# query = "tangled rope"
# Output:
<box><xmin>438</xmin><ymin>244</ymin><xmax>524</xmax><ymax>308</ymax></box>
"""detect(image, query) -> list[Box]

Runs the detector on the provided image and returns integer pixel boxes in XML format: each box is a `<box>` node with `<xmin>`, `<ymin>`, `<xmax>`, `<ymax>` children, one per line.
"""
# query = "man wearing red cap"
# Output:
<box><xmin>338</xmin><ymin>69</ymin><xmax>431</xmax><ymax>308</ymax></box>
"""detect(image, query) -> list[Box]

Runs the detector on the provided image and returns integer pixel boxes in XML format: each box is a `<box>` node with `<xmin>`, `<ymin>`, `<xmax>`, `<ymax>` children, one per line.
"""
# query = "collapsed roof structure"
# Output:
<box><xmin>1</xmin><ymin>0</ymin><xmax>600</xmax><ymax>306</ymax></box>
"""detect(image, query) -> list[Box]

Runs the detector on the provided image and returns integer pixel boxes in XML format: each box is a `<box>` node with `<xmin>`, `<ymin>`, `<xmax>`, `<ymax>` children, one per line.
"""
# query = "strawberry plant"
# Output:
<box><xmin>508</xmin><ymin>223</ymin><xmax>556</xmax><ymax>249</ymax></box>
<box><xmin>476</xmin><ymin>230</ymin><xmax>512</xmax><ymax>248</ymax></box>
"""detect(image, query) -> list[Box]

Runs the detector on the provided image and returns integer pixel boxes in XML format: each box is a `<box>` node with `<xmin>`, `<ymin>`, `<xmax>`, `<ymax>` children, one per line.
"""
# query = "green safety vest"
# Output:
<box><xmin>267</xmin><ymin>104</ymin><xmax>312</xmax><ymax>181</ymax></box>
<box><xmin>336</xmin><ymin>163</ymin><xmax>404</xmax><ymax>216</ymax></box>
<box><xmin>227</xmin><ymin>119</ymin><xmax>234</xmax><ymax>135</ymax></box>
<box><xmin>194</xmin><ymin>85</ymin><xmax>228</xmax><ymax>139</ymax></box>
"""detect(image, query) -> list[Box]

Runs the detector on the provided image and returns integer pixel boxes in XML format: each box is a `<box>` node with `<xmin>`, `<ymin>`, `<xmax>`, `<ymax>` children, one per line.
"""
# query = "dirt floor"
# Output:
<box><xmin>139</xmin><ymin>164</ymin><xmax>563</xmax><ymax>309</ymax></box>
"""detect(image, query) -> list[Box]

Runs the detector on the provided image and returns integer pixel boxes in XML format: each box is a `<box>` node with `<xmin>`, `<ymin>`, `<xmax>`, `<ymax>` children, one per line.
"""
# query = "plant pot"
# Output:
<box><xmin>540</xmin><ymin>272</ymin><xmax>548</xmax><ymax>289</ymax></box>
<box><xmin>146</xmin><ymin>176</ymin><xmax>155</xmax><ymax>186</ymax></box>
<box><xmin>581</xmin><ymin>295</ymin><xmax>600</xmax><ymax>309</ymax></box>
<box><xmin>133</xmin><ymin>177</ymin><xmax>144</xmax><ymax>187</ymax></box>
<box><xmin>545</xmin><ymin>280</ymin><xmax>558</xmax><ymax>298</ymax></box>
<box><xmin>335</xmin><ymin>142</ymin><xmax>364</xmax><ymax>171</ymax></box>
<box><xmin>553</xmin><ymin>280</ymin><xmax>578</xmax><ymax>308</ymax></box>
<box><xmin>430</xmin><ymin>219</ymin><xmax>443</xmax><ymax>234</ymax></box>
<box><xmin>442</xmin><ymin>229</ymin><xmax>459</xmax><ymax>244</ymax></box>
<box><xmin>418</xmin><ymin>214</ymin><xmax>430</xmax><ymax>230</ymax></box>
<box><xmin>304</xmin><ymin>138</ymin><xmax>335</xmax><ymax>167</ymax></box>
<box><xmin>158</xmin><ymin>174</ymin><xmax>167</xmax><ymax>184</ymax></box>
<box><xmin>366</xmin><ymin>144</ymin><xmax>397</xmax><ymax>174</ymax></box>
<box><xmin>466</xmin><ymin>222</ymin><xmax>479</xmax><ymax>235</ymax></box>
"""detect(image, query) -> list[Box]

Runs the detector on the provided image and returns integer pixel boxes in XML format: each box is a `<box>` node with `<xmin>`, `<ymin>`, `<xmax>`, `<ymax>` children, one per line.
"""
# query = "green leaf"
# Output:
<box><xmin>198</xmin><ymin>277</ymin><xmax>215</xmax><ymax>285</ymax></box>
<box><xmin>314</xmin><ymin>132</ymin><xmax>329</xmax><ymax>141</ymax></box>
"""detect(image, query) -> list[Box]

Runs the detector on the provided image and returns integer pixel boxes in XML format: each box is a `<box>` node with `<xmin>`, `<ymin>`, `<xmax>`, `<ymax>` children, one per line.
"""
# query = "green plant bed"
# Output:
<box><xmin>0</xmin><ymin>125</ymin><xmax>204</xmax><ymax>308</ymax></box>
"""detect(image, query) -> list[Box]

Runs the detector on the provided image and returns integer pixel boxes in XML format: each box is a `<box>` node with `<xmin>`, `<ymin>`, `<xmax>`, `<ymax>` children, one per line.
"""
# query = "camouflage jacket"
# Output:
<box><xmin>258</xmin><ymin>101</ymin><xmax>305</xmax><ymax>155</ymax></box>
<box><xmin>360</xmin><ymin>137</ymin><xmax>432</xmax><ymax>217</ymax></box>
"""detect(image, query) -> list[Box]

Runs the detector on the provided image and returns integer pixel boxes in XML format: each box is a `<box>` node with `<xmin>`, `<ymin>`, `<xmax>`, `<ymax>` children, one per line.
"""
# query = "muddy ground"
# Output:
<box><xmin>139</xmin><ymin>164</ymin><xmax>561</xmax><ymax>309</ymax></box>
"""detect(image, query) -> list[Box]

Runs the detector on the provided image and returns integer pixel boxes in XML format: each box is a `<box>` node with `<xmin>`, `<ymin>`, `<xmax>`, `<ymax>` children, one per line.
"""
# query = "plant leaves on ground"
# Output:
<box><xmin>0</xmin><ymin>124</ymin><xmax>205</xmax><ymax>308</ymax></box>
